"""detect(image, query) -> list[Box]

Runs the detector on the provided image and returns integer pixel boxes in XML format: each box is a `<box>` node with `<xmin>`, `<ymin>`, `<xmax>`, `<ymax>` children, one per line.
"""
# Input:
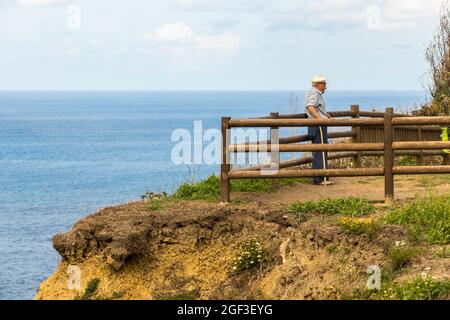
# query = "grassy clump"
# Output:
<box><xmin>385</xmin><ymin>196</ymin><xmax>450</xmax><ymax>245</ymax></box>
<box><xmin>76</xmin><ymin>278</ymin><xmax>100</xmax><ymax>300</ymax></box>
<box><xmin>353</xmin><ymin>278</ymin><xmax>450</xmax><ymax>300</ymax></box>
<box><xmin>435</xmin><ymin>246</ymin><xmax>450</xmax><ymax>258</ymax></box>
<box><xmin>395</xmin><ymin>156</ymin><xmax>418</xmax><ymax>166</ymax></box>
<box><xmin>325</xmin><ymin>245</ymin><xmax>339</xmax><ymax>254</ymax></box>
<box><xmin>289</xmin><ymin>197</ymin><xmax>375</xmax><ymax>217</ymax></box>
<box><xmin>338</xmin><ymin>217</ymin><xmax>380</xmax><ymax>237</ymax></box>
<box><xmin>145</xmin><ymin>199</ymin><xmax>165</xmax><ymax>211</ymax></box>
<box><xmin>171</xmin><ymin>175</ymin><xmax>309</xmax><ymax>201</ymax></box>
<box><xmin>232</xmin><ymin>239</ymin><xmax>267</xmax><ymax>274</ymax></box>
<box><xmin>171</xmin><ymin>175</ymin><xmax>221</xmax><ymax>201</ymax></box>
<box><xmin>387</xmin><ymin>246</ymin><xmax>420</xmax><ymax>272</ymax></box>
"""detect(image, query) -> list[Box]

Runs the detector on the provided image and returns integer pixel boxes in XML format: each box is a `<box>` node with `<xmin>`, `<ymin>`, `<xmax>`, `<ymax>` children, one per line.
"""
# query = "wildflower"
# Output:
<box><xmin>395</xmin><ymin>240</ymin><xmax>406</xmax><ymax>247</ymax></box>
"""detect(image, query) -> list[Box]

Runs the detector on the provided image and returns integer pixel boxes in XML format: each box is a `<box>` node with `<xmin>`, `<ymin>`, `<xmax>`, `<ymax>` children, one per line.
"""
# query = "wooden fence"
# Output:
<box><xmin>221</xmin><ymin>106</ymin><xmax>450</xmax><ymax>203</ymax></box>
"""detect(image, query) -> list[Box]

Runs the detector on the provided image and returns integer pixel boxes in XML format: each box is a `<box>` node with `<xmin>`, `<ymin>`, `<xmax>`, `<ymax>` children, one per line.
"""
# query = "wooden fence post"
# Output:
<box><xmin>270</xmin><ymin>112</ymin><xmax>281</xmax><ymax>191</ymax></box>
<box><xmin>417</xmin><ymin>126</ymin><xmax>424</xmax><ymax>165</ymax></box>
<box><xmin>221</xmin><ymin>117</ymin><xmax>231</xmax><ymax>203</ymax></box>
<box><xmin>384</xmin><ymin>107</ymin><xmax>394</xmax><ymax>202</ymax></box>
<box><xmin>351</xmin><ymin>105</ymin><xmax>361</xmax><ymax>168</ymax></box>
<box><xmin>442</xmin><ymin>127</ymin><xmax>450</xmax><ymax>165</ymax></box>
<box><xmin>444</xmin><ymin>153</ymin><xmax>450</xmax><ymax>165</ymax></box>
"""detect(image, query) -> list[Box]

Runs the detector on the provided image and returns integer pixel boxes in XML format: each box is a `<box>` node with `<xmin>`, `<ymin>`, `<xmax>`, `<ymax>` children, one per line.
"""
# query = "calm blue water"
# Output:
<box><xmin>0</xmin><ymin>91</ymin><xmax>426</xmax><ymax>300</ymax></box>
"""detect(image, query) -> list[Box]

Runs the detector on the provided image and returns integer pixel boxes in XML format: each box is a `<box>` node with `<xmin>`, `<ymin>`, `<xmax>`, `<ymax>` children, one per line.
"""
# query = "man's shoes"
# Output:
<box><xmin>314</xmin><ymin>180</ymin><xmax>335</xmax><ymax>186</ymax></box>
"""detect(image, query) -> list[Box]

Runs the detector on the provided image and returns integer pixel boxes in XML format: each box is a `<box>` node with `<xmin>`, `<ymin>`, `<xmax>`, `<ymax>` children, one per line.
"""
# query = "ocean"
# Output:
<box><xmin>0</xmin><ymin>90</ymin><xmax>426</xmax><ymax>300</ymax></box>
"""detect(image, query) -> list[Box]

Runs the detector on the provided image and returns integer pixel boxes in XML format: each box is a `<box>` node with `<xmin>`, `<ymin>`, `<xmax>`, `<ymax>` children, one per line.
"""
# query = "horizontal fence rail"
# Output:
<box><xmin>220</xmin><ymin>106</ymin><xmax>450</xmax><ymax>203</ymax></box>
<box><xmin>228</xmin><ymin>118</ymin><xmax>384</xmax><ymax>127</ymax></box>
<box><xmin>229</xmin><ymin>143</ymin><xmax>385</xmax><ymax>152</ymax></box>
<box><xmin>236</xmin><ymin>150</ymin><xmax>447</xmax><ymax>172</ymax></box>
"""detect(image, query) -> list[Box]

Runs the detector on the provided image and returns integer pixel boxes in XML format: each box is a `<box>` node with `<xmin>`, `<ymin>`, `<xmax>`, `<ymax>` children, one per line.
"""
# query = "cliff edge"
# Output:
<box><xmin>35</xmin><ymin>176</ymin><xmax>450</xmax><ymax>300</ymax></box>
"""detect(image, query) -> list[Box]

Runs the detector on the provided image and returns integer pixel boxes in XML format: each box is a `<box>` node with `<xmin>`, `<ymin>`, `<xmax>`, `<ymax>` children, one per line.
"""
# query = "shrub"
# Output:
<box><xmin>421</xmin><ymin>1</ymin><xmax>450</xmax><ymax>117</ymax></box>
<box><xmin>338</xmin><ymin>217</ymin><xmax>380</xmax><ymax>237</ymax></box>
<box><xmin>232</xmin><ymin>240</ymin><xmax>267</xmax><ymax>274</ymax></box>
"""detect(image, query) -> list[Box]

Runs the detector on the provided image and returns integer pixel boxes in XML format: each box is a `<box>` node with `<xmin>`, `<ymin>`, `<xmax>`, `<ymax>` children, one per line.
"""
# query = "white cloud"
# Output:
<box><xmin>17</xmin><ymin>0</ymin><xmax>68</xmax><ymax>6</ymax></box>
<box><xmin>267</xmin><ymin>0</ymin><xmax>443</xmax><ymax>32</ymax></box>
<box><xmin>174</xmin><ymin>0</ymin><xmax>270</xmax><ymax>13</ymax></box>
<box><xmin>144</xmin><ymin>22</ymin><xmax>241</xmax><ymax>66</ymax></box>
<box><xmin>104</xmin><ymin>45</ymin><xmax>127</xmax><ymax>59</ymax></box>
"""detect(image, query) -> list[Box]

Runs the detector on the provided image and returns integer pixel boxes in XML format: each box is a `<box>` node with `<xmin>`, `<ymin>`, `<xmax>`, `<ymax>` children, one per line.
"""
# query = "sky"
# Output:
<box><xmin>0</xmin><ymin>0</ymin><xmax>445</xmax><ymax>90</ymax></box>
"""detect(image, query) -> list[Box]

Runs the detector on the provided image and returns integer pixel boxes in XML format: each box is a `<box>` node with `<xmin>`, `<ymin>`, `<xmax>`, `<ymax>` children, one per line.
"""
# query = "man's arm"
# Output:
<box><xmin>306</xmin><ymin>106</ymin><xmax>323</xmax><ymax>119</ymax></box>
<box><xmin>307</xmin><ymin>106</ymin><xmax>333</xmax><ymax>119</ymax></box>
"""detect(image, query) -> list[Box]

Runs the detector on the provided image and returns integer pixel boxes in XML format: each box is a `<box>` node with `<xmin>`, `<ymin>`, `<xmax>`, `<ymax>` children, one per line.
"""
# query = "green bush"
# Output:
<box><xmin>385</xmin><ymin>196</ymin><xmax>450</xmax><ymax>245</ymax></box>
<box><xmin>289</xmin><ymin>197</ymin><xmax>375</xmax><ymax>217</ymax></box>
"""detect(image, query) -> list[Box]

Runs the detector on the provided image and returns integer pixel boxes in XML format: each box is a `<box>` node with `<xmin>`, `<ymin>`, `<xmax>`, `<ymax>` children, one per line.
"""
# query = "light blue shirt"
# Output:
<box><xmin>304</xmin><ymin>88</ymin><xmax>328</xmax><ymax>119</ymax></box>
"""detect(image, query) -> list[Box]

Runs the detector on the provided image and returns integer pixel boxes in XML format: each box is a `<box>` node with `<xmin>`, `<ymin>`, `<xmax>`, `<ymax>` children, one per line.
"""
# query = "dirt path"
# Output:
<box><xmin>242</xmin><ymin>174</ymin><xmax>450</xmax><ymax>204</ymax></box>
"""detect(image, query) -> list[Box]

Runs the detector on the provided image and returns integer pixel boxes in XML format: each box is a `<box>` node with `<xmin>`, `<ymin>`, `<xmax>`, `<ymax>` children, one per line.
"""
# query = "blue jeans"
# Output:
<box><xmin>308</xmin><ymin>126</ymin><xmax>329</xmax><ymax>184</ymax></box>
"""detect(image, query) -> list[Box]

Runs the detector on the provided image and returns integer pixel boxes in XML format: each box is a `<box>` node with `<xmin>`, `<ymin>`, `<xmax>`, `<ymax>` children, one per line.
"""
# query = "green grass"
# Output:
<box><xmin>288</xmin><ymin>197</ymin><xmax>375</xmax><ymax>217</ymax></box>
<box><xmin>395</xmin><ymin>156</ymin><xmax>418</xmax><ymax>167</ymax></box>
<box><xmin>171</xmin><ymin>175</ymin><xmax>221</xmax><ymax>201</ymax></box>
<box><xmin>353</xmin><ymin>278</ymin><xmax>450</xmax><ymax>300</ymax></box>
<box><xmin>387</xmin><ymin>246</ymin><xmax>420</xmax><ymax>272</ymax></box>
<box><xmin>170</xmin><ymin>175</ymin><xmax>309</xmax><ymax>201</ymax></box>
<box><xmin>326</xmin><ymin>245</ymin><xmax>339</xmax><ymax>254</ymax></box>
<box><xmin>145</xmin><ymin>199</ymin><xmax>165</xmax><ymax>211</ymax></box>
<box><xmin>384</xmin><ymin>196</ymin><xmax>450</xmax><ymax>245</ymax></box>
<box><xmin>76</xmin><ymin>278</ymin><xmax>100</xmax><ymax>300</ymax></box>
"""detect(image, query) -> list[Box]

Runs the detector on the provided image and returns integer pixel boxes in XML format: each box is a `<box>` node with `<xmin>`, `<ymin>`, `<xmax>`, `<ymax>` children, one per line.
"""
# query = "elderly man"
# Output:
<box><xmin>304</xmin><ymin>75</ymin><xmax>334</xmax><ymax>186</ymax></box>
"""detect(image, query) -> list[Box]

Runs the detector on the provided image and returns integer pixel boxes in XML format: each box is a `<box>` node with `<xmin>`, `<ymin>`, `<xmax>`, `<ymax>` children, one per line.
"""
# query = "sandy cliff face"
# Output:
<box><xmin>36</xmin><ymin>197</ymin><xmax>443</xmax><ymax>300</ymax></box>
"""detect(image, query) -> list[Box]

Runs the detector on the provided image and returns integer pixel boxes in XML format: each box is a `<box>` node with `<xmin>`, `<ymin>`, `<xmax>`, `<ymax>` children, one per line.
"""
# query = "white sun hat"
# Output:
<box><xmin>311</xmin><ymin>75</ymin><xmax>327</xmax><ymax>83</ymax></box>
